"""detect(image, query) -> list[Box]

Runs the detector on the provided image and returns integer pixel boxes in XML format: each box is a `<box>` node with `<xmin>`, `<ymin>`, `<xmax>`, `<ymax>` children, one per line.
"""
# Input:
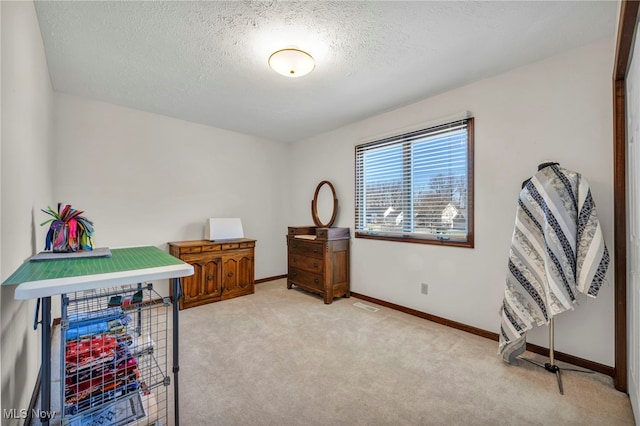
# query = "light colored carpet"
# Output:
<box><xmin>175</xmin><ymin>279</ymin><xmax>634</xmax><ymax>426</ymax></box>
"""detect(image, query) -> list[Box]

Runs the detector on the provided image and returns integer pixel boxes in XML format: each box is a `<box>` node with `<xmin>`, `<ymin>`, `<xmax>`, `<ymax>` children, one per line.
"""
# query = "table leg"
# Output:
<box><xmin>41</xmin><ymin>296</ymin><xmax>51</xmax><ymax>425</ymax></box>
<box><xmin>172</xmin><ymin>278</ymin><xmax>181</xmax><ymax>426</ymax></box>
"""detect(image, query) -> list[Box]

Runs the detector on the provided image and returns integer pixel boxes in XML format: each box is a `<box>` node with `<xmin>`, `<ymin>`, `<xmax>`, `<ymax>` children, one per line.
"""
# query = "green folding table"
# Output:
<box><xmin>2</xmin><ymin>246</ymin><xmax>194</xmax><ymax>426</ymax></box>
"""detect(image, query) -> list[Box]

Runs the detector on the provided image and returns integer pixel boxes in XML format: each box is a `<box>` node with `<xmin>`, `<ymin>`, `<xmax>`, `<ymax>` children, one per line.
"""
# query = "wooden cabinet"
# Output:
<box><xmin>169</xmin><ymin>239</ymin><xmax>255</xmax><ymax>309</ymax></box>
<box><xmin>286</xmin><ymin>226</ymin><xmax>350</xmax><ymax>304</ymax></box>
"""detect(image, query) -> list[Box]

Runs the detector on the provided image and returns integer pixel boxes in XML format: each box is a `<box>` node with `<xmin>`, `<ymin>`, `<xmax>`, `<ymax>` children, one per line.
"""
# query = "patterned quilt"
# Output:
<box><xmin>499</xmin><ymin>164</ymin><xmax>609</xmax><ymax>363</ymax></box>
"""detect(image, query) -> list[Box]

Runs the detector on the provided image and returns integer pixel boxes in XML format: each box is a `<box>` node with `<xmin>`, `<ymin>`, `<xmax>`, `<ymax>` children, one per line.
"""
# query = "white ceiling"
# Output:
<box><xmin>34</xmin><ymin>1</ymin><xmax>617</xmax><ymax>144</ymax></box>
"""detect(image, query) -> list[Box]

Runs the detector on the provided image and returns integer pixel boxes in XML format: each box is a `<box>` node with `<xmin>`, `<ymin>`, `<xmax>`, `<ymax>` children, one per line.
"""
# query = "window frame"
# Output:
<box><xmin>354</xmin><ymin>117</ymin><xmax>474</xmax><ymax>248</ymax></box>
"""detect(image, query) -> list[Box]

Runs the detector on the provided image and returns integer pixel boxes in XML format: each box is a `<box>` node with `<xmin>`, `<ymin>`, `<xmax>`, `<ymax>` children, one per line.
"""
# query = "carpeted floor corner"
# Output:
<box><xmin>173</xmin><ymin>279</ymin><xmax>634</xmax><ymax>426</ymax></box>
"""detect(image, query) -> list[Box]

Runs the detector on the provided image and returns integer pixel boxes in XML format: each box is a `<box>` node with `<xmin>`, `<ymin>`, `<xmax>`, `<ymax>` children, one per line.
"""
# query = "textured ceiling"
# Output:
<box><xmin>34</xmin><ymin>1</ymin><xmax>617</xmax><ymax>143</ymax></box>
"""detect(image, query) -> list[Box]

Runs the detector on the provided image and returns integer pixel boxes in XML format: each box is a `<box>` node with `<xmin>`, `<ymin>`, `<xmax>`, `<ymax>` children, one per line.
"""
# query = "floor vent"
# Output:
<box><xmin>353</xmin><ymin>302</ymin><xmax>379</xmax><ymax>312</ymax></box>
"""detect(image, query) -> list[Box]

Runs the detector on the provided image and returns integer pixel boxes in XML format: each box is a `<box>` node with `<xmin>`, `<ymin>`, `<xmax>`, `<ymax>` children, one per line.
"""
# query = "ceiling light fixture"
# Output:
<box><xmin>268</xmin><ymin>48</ymin><xmax>315</xmax><ymax>78</ymax></box>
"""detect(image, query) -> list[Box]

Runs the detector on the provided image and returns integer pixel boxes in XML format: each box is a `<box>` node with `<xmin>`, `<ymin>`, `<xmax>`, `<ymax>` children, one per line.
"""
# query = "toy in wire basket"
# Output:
<box><xmin>41</xmin><ymin>203</ymin><xmax>95</xmax><ymax>252</ymax></box>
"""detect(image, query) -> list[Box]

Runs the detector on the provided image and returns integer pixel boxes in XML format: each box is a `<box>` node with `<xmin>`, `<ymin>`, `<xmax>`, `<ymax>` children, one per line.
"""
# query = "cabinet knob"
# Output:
<box><xmin>207</xmin><ymin>275</ymin><xmax>214</xmax><ymax>281</ymax></box>
<box><xmin>292</xmin><ymin>272</ymin><xmax>297</xmax><ymax>276</ymax></box>
<box><xmin>313</xmin><ymin>263</ymin><xmax>318</xmax><ymax>268</ymax></box>
<box><xmin>314</xmin><ymin>278</ymin><xmax>319</xmax><ymax>283</ymax></box>
<box><xmin>227</xmin><ymin>272</ymin><xmax>233</xmax><ymax>277</ymax></box>
<box><xmin>313</xmin><ymin>249</ymin><xmax>318</xmax><ymax>253</ymax></box>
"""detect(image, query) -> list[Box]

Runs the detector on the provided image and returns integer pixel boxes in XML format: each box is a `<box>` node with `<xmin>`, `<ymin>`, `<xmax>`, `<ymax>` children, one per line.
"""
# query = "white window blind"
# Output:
<box><xmin>355</xmin><ymin>118</ymin><xmax>474</xmax><ymax>246</ymax></box>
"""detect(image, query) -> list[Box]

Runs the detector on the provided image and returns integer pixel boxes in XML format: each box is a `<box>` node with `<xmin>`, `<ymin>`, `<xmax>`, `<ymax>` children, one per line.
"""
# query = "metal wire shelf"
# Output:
<box><xmin>60</xmin><ymin>283</ymin><xmax>169</xmax><ymax>426</ymax></box>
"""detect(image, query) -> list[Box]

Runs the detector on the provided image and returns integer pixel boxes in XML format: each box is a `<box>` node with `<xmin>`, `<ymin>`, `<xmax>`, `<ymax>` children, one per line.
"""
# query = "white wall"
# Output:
<box><xmin>290</xmin><ymin>37</ymin><xmax>616</xmax><ymax>366</ymax></box>
<box><xmin>53</xmin><ymin>93</ymin><xmax>291</xmax><ymax>293</ymax></box>
<box><xmin>625</xmin><ymin>17</ymin><xmax>640</xmax><ymax>423</ymax></box>
<box><xmin>1</xmin><ymin>0</ymin><xmax>54</xmax><ymax>421</ymax></box>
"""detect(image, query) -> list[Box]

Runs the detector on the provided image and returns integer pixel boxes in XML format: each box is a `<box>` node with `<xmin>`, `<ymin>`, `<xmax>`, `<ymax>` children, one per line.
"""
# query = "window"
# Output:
<box><xmin>355</xmin><ymin>117</ymin><xmax>474</xmax><ymax>247</ymax></box>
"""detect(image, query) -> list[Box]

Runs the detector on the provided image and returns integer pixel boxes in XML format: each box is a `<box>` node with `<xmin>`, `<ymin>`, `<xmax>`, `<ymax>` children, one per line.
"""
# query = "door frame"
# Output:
<box><xmin>613</xmin><ymin>0</ymin><xmax>640</xmax><ymax>393</ymax></box>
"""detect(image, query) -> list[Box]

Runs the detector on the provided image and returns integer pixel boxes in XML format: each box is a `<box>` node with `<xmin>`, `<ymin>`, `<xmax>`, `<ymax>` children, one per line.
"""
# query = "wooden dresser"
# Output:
<box><xmin>286</xmin><ymin>226</ymin><xmax>350</xmax><ymax>304</ymax></box>
<box><xmin>168</xmin><ymin>239</ymin><xmax>255</xmax><ymax>310</ymax></box>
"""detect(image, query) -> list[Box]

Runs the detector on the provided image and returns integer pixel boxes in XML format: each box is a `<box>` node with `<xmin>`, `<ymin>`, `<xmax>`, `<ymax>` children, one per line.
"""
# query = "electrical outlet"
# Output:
<box><xmin>421</xmin><ymin>283</ymin><xmax>429</xmax><ymax>295</ymax></box>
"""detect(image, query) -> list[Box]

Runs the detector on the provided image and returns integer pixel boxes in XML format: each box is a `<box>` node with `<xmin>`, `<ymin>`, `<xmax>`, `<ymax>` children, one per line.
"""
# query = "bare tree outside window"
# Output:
<box><xmin>355</xmin><ymin>118</ymin><xmax>474</xmax><ymax>247</ymax></box>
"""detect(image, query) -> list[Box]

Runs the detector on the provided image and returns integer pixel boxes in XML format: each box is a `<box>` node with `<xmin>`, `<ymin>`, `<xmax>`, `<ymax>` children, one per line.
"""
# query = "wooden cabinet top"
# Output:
<box><xmin>169</xmin><ymin>238</ymin><xmax>256</xmax><ymax>247</ymax></box>
<box><xmin>168</xmin><ymin>239</ymin><xmax>256</xmax><ymax>254</ymax></box>
<box><xmin>287</xmin><ymin>226</ymin><xmax>350</xmax><ymax>241</ymax></box>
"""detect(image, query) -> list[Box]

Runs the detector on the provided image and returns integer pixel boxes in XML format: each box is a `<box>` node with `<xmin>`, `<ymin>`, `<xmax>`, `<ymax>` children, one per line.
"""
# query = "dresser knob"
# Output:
<box><xmin>293</xmin><ymin>272</ymin><xmax>297</xmax><ymax>276</ymax></box>
<box><xmin>227</xmin><ymin>272</ymin><xmax>233</xmax><ymax>277</ymax></box>
<box><xmin>313</xmin><ymin>263</ymin><xmax>318</xmax><ymax>268</ymax></box>
<box><xmin>314</xmin><ymin>278</ymin><xmax>319</xmax><ymax>283</ymax></box>
<box><xmin>207</xmin><ymin>275</ymin><xmax>214</xmax><ymax>281</ymax></box>
<box><xmin>313</xmin><ymin>249</ymin><xmax>318</xmax><ymax>253</ymax></box>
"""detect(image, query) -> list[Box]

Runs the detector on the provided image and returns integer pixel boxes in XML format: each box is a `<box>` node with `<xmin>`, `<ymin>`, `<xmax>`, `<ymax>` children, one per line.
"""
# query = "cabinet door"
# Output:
<box><xmin>222</xmin><ymin>250</ymin><xmax>254</xmax><ymax>299</ymax></box>
<box><xmin>202</xmin><ymin>258</ymin><xmax>222</xmax><ymax>299</ymax></box>
<box><xmin>183</xmin><ymin>258</ymin><xmax>221</xmax><ymax>308</ymax></box>
<box><xmin>182</xmin><ymin>262</ymin><xmax>205</xmax><ymax>305</ymax></box>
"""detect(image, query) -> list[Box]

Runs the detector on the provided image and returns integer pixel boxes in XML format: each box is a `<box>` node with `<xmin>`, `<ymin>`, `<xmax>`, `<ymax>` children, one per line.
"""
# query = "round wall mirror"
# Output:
<box><xmin>312</xmin><ymin>180</ymin><xmax>338</xmax><ymax>228</ymax></box>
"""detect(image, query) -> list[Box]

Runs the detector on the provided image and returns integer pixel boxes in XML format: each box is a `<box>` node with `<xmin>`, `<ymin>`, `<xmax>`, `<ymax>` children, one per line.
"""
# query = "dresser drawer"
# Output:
<box><xmin>288</xmin><ymin>254</ymin><xmax>323</xmax><ymax>274</ymax></box>
<box><xmin>288</xmin><ymin>267</ymin><xmax>324</xmax><ymax>292</ymax></box>
<box><xmin>288</xmin><ymin>239</ymin><xmax>324</xmax><ymax>259</ymax></box>
<box><xmin>180</xmin><ymin>246</ymin><xmax>202</xmax><ymax>254</ymax></box>
<box><xmin>221</xmin><ymin>242</ymin><xmax>239</xmax><ymax>250</ymax></box>
<box><xmin>182</xmin><ymin>252</ymin><xmax>222</xmax><ymax>264</ymax></box>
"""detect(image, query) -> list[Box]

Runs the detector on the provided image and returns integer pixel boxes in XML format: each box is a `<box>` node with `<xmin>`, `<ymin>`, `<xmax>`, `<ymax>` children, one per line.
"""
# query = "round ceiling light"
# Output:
<box><xmin>268</xmin><ymin>48</ymin><xmax>315</xmax><ymax>78</ymax></box>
